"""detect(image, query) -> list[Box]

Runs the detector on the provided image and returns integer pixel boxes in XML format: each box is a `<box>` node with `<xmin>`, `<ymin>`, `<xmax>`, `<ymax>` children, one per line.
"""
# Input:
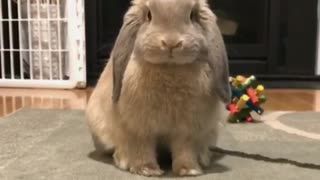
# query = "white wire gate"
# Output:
<box><xmin>0</xmin><ymin>0</ymin><xmax>86</xmax><ymax>88</ymax></box>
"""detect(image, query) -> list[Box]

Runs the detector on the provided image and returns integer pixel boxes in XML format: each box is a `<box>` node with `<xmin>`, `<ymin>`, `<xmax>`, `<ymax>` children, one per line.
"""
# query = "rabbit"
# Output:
<box><xmin>85</xmin><ymin>0</ymin><xmax>231</xmax><ymax>177</ymax></box>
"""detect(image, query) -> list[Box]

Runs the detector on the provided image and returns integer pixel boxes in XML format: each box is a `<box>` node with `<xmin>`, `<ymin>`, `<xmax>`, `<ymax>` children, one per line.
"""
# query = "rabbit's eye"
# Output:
<box><xmin>147</xmin><ymin>11</ymin><xmax>152</xmax><ymax>21</ymax></box>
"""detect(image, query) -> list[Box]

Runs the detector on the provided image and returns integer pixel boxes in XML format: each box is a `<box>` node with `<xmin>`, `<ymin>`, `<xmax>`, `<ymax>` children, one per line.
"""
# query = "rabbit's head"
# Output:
<box><xmin>133</xmin><ymin>0</ymin><xmax>210</xmax><ymax>64</ymax></box>
<box><xmin>111</xmin><ymin>0</ymin><xmax>231</xmax><ymax>104</ymax></box>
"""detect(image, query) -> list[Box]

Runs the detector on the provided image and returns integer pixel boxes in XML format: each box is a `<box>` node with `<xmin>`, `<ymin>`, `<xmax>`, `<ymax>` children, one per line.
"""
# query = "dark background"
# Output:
<box><xmin>84</xmin><ymin>0</ymin><xmax>320</xmax><ymax>87</ymax></box>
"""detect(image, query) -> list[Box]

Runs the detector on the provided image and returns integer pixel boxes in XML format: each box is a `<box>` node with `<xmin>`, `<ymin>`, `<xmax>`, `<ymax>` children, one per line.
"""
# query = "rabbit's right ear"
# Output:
<box><xmin>198</xmin><ymin>3</ymin><xmax>232</xmax><ymax>104</ymax></box>
<box><xmin>111</xmin><ymin>5</ymin><xmax>143</xmax><ymax>103</ymax></box>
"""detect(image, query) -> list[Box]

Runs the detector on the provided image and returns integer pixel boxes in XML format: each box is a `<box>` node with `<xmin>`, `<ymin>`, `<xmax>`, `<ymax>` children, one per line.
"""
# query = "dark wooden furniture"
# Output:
<box><xmin>85</xmin><ymin>0</ymin><xmax>320</xmax><ymax>86</ymax></box>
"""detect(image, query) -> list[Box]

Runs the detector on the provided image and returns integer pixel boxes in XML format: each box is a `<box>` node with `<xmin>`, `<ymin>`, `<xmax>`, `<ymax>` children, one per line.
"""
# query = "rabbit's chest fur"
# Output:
<box><xmin>118</xmin><ymin>59</ymin><xmax>219</xmax><ymax>136</ymax></box>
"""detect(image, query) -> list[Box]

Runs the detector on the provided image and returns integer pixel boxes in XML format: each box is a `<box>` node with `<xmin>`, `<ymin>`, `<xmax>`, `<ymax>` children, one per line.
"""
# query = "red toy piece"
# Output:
<box><xmin>247</xmin><ymin>87</ymin><xmax>259</xmax><ymax>106</ymax></box>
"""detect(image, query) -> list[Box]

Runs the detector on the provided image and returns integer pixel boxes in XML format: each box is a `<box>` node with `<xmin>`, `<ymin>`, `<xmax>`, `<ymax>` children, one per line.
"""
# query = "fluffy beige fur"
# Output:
<box><xmin>86</xmin><ymin>0</ymin><xmax>230</xmax><ymax>177</ymax></box>
<box><xmin>86</xmin><ymin>59</ymin><xmax>227</xmax><ymax>176</ymax></box>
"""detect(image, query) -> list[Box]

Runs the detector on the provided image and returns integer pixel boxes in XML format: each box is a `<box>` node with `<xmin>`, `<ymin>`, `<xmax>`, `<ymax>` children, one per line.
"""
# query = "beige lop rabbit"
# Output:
<box><xmin>86</xmin><ymin>0</ymin><xmax>231</xmax><ymax>177</ymax></box>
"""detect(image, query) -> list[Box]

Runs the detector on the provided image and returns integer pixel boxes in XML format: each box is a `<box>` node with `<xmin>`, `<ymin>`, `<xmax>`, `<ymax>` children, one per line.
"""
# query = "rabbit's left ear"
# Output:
<box><xmin>207</xmin><ymin>35</ymin><xmax>232</xmax><ymax>104</ymax></box>
<box><xmin>200</xmin><ymin>6</ymin><xmax>232</xmax><ymax>104</ymax></box>
<box><xmin>111</xmin><ymin>6</ymin><xmax>142</xmax><ymax>103</ymax></box>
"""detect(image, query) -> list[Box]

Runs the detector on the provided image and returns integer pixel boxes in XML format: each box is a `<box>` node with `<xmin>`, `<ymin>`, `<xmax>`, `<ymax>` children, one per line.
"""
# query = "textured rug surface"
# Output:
<box><xmin>0</xmin><ymin>109</ymin><xmax>319</xmax><ymax>180</ymax></box>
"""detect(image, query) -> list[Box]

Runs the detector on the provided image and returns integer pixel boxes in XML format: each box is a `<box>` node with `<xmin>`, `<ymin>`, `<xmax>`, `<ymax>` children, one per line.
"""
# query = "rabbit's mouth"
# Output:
<box><xmin>142</xmin><ymin>51</ymin><xmax>199</xmax><ymax>65</ymax></box>
<box><xmin>135</xmin><ymin>41</ymin><xmax>203</xmax><ymax>65</ymax></box>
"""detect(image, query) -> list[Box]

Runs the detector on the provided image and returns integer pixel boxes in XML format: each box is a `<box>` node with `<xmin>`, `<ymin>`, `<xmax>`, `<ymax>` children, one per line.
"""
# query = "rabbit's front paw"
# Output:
<box><xmin>113</xmin><ymin>150</ymin><xmax>129</xmax><ymax>170</ymax></box>
<box><xmin>171</xmin><ymin>138</ymin><xmax>204</xmax><ymax>176</ymax></box>
<box><xmin>113</xmin><ymin>146</ymin><xmax>163</xmax><ymax>176</ymax></box>
<box><xmin>129</xmin><ymin>162</ymin><xmax>164</xmax><ymax>176</ymax></box>
<box><xmin>173</xmin><ymin>161</ymin><xmax>203</xmax><ymax>176</ymax></box>
<box><xmin>172</xmin><ymin>152</ymin><xmax>203</xmax><ymax>176</ymax></box>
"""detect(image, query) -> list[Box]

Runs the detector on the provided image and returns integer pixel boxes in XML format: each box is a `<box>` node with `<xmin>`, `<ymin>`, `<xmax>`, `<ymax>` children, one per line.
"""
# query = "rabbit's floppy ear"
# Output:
<box><xmin>207</xmin><ymin>34</ymin><xmax>232</xmax><ymax>104</ymax></box>
<box><xmin>200</xmin><ymin>5</ymin><xmax>232</xmax><ymax>104</ymax></box>
<box><xmin>111</xmin><ymin>5</ymin><xmax>143</xmax><ymax>103</ymax></box>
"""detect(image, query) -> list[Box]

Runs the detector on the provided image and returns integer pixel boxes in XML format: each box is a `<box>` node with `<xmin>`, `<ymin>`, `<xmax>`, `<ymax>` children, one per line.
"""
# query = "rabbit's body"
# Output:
<box><xmin>86</xmin><ymin>0</ymin><xmax>231</xmax><ymax>177</ymax></box>
<box><xmin>119</xmin><ymin>59</ymin><xmax>218</xmax><ymax>139</ymax></box>
<box><xmin>87</xmin><ymin>57</ymin><xmax>224</xmax><ymax>176</ymax></box>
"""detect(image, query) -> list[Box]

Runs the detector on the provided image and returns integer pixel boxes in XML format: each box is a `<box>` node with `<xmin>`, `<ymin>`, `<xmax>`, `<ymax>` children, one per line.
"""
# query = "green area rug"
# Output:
<box><xmin>0</xmin><ymin>109</ymin><xmax>319</xmax><ymax>180</ymax></box>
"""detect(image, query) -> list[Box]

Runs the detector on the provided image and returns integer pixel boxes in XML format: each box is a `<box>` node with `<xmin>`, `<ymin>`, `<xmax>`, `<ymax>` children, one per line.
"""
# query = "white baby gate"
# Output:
<box><xmin>0</xmin><ymin>0</ymin><xmax>86</xmax><ymax>88</ymax></box>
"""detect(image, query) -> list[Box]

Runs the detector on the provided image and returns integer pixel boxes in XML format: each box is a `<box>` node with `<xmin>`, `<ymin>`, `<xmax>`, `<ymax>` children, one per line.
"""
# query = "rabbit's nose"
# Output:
<box><xmin>161</xmin><ymin>39</ymin><xmax>183</xmax><ymax>51</ymax></box>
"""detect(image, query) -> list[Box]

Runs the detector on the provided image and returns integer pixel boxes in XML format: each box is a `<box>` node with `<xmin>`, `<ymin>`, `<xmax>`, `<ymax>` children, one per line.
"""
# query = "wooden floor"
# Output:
<box><xmin>0</xmin><ymin>88</ymin><xmax>319</xmax><ymax>118</ymax></box>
